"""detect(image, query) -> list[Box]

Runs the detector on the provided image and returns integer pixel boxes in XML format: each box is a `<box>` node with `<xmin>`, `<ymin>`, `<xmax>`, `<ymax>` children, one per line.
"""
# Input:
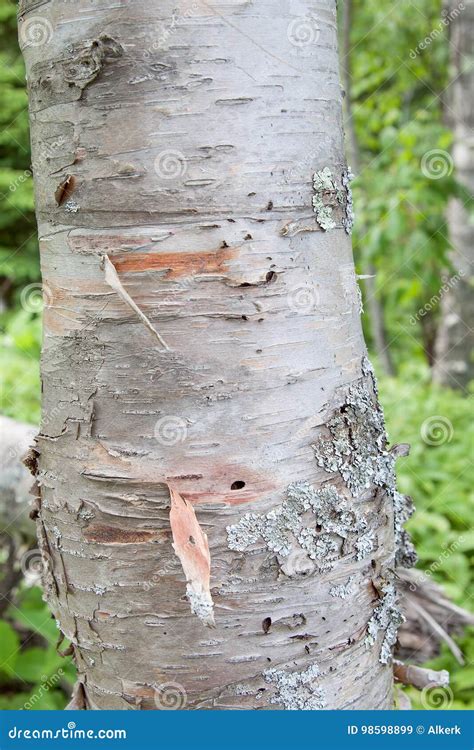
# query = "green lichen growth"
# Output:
<box><xmin>227</xmin><ymin>481</ymin><xmax>369</xmax><ymax>574</ymax></box>
<box><xmin>312</xmin><ymin>166</ymin><xmax>355</xmax><ymax>233</ymax></box>
<box><xmin>365</xmin><ymin>581</ymin><xmax>405</xmax><ymax>664</ymax></box>
<box><xmin>263</xmin><ymin>664</ymin><xmax>326</xmax><ymax>710</ymax></box>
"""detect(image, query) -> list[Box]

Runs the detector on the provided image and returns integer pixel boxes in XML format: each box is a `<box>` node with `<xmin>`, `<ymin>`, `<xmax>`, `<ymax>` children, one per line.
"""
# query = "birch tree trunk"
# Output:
<box><xmin>19</xmin><ymin>0</ymin><xmax>411</xmax><ymax>710</ymax></box>
<box><xmin>433</xmin><ymin>0</ymin><xmax>474</xmax><ymax>389</ymax></box>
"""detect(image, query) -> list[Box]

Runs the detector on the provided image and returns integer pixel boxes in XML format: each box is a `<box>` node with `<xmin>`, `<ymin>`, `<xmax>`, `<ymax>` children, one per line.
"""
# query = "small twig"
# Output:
<box><xmin>407</xmin><ymin>596</ymin><xmax>465</xmax><ymax>665</ymax></box>
<box><xmin>394</xmin><ymin>660</ymin><xmax>449</xmax><ymax>690</ymax></box>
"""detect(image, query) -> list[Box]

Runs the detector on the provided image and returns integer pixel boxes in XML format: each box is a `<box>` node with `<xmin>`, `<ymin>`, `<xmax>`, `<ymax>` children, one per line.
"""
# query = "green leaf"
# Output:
<box><xmin>0</xmin><ymin>621</ymin><xmax>20</xmax><ymax>677</ymax></box>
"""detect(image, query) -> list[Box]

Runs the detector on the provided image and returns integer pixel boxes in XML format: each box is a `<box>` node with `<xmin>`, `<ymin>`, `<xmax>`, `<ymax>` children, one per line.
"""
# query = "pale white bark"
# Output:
<box><xmin>19</xmin><ymin>0</ymin><xmax>410</xmax><ymax>710</ymax></box>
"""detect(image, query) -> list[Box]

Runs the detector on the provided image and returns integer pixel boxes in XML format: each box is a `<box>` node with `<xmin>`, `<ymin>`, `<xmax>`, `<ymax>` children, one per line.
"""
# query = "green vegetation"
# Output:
<box><xmin>349</xmin><ymin>0</ymin><xmax>464</xmax><ymax>365</ymax></box>
<box><xmin>0</xmin><ymin>589</ymin><xmax>75</xmax><ymax>709</ymax></box>
<box><xmin>381</xmin><ymin>366</ymin><xmax>474</xmax><ymax>709</ymax></box>
<box><xmin>0</xmin><ymin>0</ymin><xmax>472</xmax><ymax>711</ymax></box>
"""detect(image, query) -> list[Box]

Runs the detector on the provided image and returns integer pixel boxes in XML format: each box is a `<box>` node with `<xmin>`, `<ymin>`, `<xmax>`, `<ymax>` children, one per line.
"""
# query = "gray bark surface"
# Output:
<box><xmin>434</xmin><ymin>0</ymin><xmax>474</xmax><ymax>389</ymax></box>
<box><xmin>19</xmin><ymin>0</ymin><xmax>409</xmax><ymax>710</ymax></box>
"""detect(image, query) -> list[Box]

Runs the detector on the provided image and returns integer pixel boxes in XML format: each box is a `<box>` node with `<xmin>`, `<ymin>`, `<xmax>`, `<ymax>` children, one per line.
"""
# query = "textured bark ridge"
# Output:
<box><xmin>20</xmin><ymin>0</ymin><xmax>412</xmax><ymax>709</ymax></box>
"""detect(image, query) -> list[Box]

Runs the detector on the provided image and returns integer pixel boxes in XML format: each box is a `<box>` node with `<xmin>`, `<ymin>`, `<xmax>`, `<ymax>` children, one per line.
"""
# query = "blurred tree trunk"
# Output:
<box><xmin>0</xmin><ymin>416</ymin><xmax>37</xmax><ymax>538</ymax></box>
<box><xmin>433</xmin><ymin>0</ymin><xmax>474</xmax><ymax>389</ymax></box>
<box><xmin>340</xmin><ymin>0</ymin><xmax>395</xmax><ymax>377</ymax></box>
<box><xmin>19</xmin><ymin>0</ymin><xmax>408</xmax><ymax>710</ymax></box>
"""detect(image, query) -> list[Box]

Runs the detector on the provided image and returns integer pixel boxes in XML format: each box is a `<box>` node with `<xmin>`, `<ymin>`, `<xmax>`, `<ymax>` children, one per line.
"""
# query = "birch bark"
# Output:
<box><xmin>19</xmin><ymin>0</ymin><xmax>409</xmax><ymax>710</ymax></box>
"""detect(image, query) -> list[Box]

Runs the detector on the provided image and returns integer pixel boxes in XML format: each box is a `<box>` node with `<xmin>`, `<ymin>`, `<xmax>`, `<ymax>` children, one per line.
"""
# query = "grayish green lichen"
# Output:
<box><xmin>263</xmin><ymin>664</ymin><xmax>326</xmax><ymax>710</ymax></box>
<box><xmin>312</xmin><ymin>166</ymin><xmax>354</xmax><ymax>233</ymax></box>
<box><xmin>365</xmin><ymin>581</ymin><xmax>405</xmax><ymax>664</ymax></box>
<box><xmin>64</xmin><ymin>199</ymin><xmax>79</xmax><ymax>213</ymax></box>
<box><xmin>312</xmin><ymin>377</ymin><xmax>394</xmax><ymax>499</ymax></box>
<box><xmin>342</xmin><ymin>166</ymin><xmax>355</xmax><ymax>234</ymax></box>
<box><xmin>186</xmin><ymin>585</ymin><xmax>214</xmax><ymax>625</ymax></box>
<box><xmin>313</xmin><ymin>359</ymin><xmax>416</xmax><ymax>571</ymax></box>
<box><xmin>355</xmin><ymin>530</ymin><xmax>377</xmax><ymax>561</ymax></box>
<box><xmin>227</xmin><ymin>481</ymin><xmax>369</xmax><ymax>573</ymax></box>
<box><xmin>312</xmin><ymin>168</ymin><xmax>338</xmax><ymax>231</ymax></box>
<box><xmin>393</xmin><ymin>491</ymin><xmax>417</xmax><ymax>567</ymax></box>
<box><xmin>329</xmin><ymin>576</ymin><xmax>354</xmax><ymax>598</ymax></box>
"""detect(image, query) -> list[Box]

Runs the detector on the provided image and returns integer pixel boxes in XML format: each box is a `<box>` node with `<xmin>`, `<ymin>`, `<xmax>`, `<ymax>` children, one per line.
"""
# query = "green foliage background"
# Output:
<box><xmin>0</xmin><ymin>0</ymin><xmax>472</xmax><ymax>710</ymax></box>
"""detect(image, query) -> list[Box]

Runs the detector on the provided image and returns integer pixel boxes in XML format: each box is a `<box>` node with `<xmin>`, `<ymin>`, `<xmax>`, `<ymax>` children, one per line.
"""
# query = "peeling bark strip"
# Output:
<box><xmin>20</xmin><ymin>0</ymin><xmax>411</xmax><ymax>709</ymax></box>
<box><xmin>103</xmin><ymin>255</ymin><xmax>169</xmax><ymax>350</ymax></box>
<box><xmin>169</xmin><ymin>487</ymin><xmax>214</xmax><ymax>627</ymax></box>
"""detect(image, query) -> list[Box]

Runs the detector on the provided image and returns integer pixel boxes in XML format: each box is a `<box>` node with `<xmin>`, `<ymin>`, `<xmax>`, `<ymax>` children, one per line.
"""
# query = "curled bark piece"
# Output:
<box><xmin>169</xmin><ymin>486</ymin><xmax>215</xmax><ymax>627</ymax></box>
<box><xmin>390</xmin><ymin>443</ymin><xmax>411</xmax><ymax>458</ymax></box>
<box><xmin>55</xmin><ymin>175</ymin><xmax>76</xmax><ymax>206</ymax></box>
<box><xmin>393</xmin><ymin>660</ymin><xmax>449</xmax><ymax>690</ymax></box>
<box><xmin>103</xmin><ymin>254</ymin><xmax>169</xmax><ymax>350</ymax></box>
<box><xmin>65</xmin><ymin>681</ymin><xmax>87</xmax><ymax>710</ymax></box>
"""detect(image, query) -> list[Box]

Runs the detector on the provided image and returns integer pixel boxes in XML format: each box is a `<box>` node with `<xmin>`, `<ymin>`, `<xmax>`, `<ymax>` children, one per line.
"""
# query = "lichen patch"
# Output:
<box><xmin>263</xmin><ymin>664</ymin><xmax>326</xmax><ymax>710</ymax></box>
<box><xmin>312</xmin><ymin>168</ymin><xmax>338</xmax><ymax>231</ymax></box>
<box><xmin>313</xmin><ymin>363</ymin><xmax>416</xmax><ymax>570</ymax></box>
<box><xmin>365</xmin><ymin>581</ymin><xmax>405</xmax><ymax>664</ymax></box>
<box><xmin>329</xmin><ymin>576</ymin><xmax>355</xmax><ymax>599</ymax></box>
<box><xmin>342</xmin><ymin>167</ymin><xmax>355</xmax><ymax>234</ymax></box>
<box><xmin>312</xmin><ymin>377</ymin><xmax>394</xmax><ymax>499</ymax></box>
<box><xmin>312</xmin><ymin>166</ymin><xmax>355</xmax><ymax>233</ymax></box>
<box><xmin>227</xmin><ymin>481</ymin><xmax>369</xmax><ymax>573</ymax></box>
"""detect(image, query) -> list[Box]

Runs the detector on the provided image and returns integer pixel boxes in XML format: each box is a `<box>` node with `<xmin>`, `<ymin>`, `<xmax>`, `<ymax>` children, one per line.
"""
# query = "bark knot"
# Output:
<box><xmin>63</xmin><ymin>34</ymin><xmax>123</xmax><ymax>91</ymax></box>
